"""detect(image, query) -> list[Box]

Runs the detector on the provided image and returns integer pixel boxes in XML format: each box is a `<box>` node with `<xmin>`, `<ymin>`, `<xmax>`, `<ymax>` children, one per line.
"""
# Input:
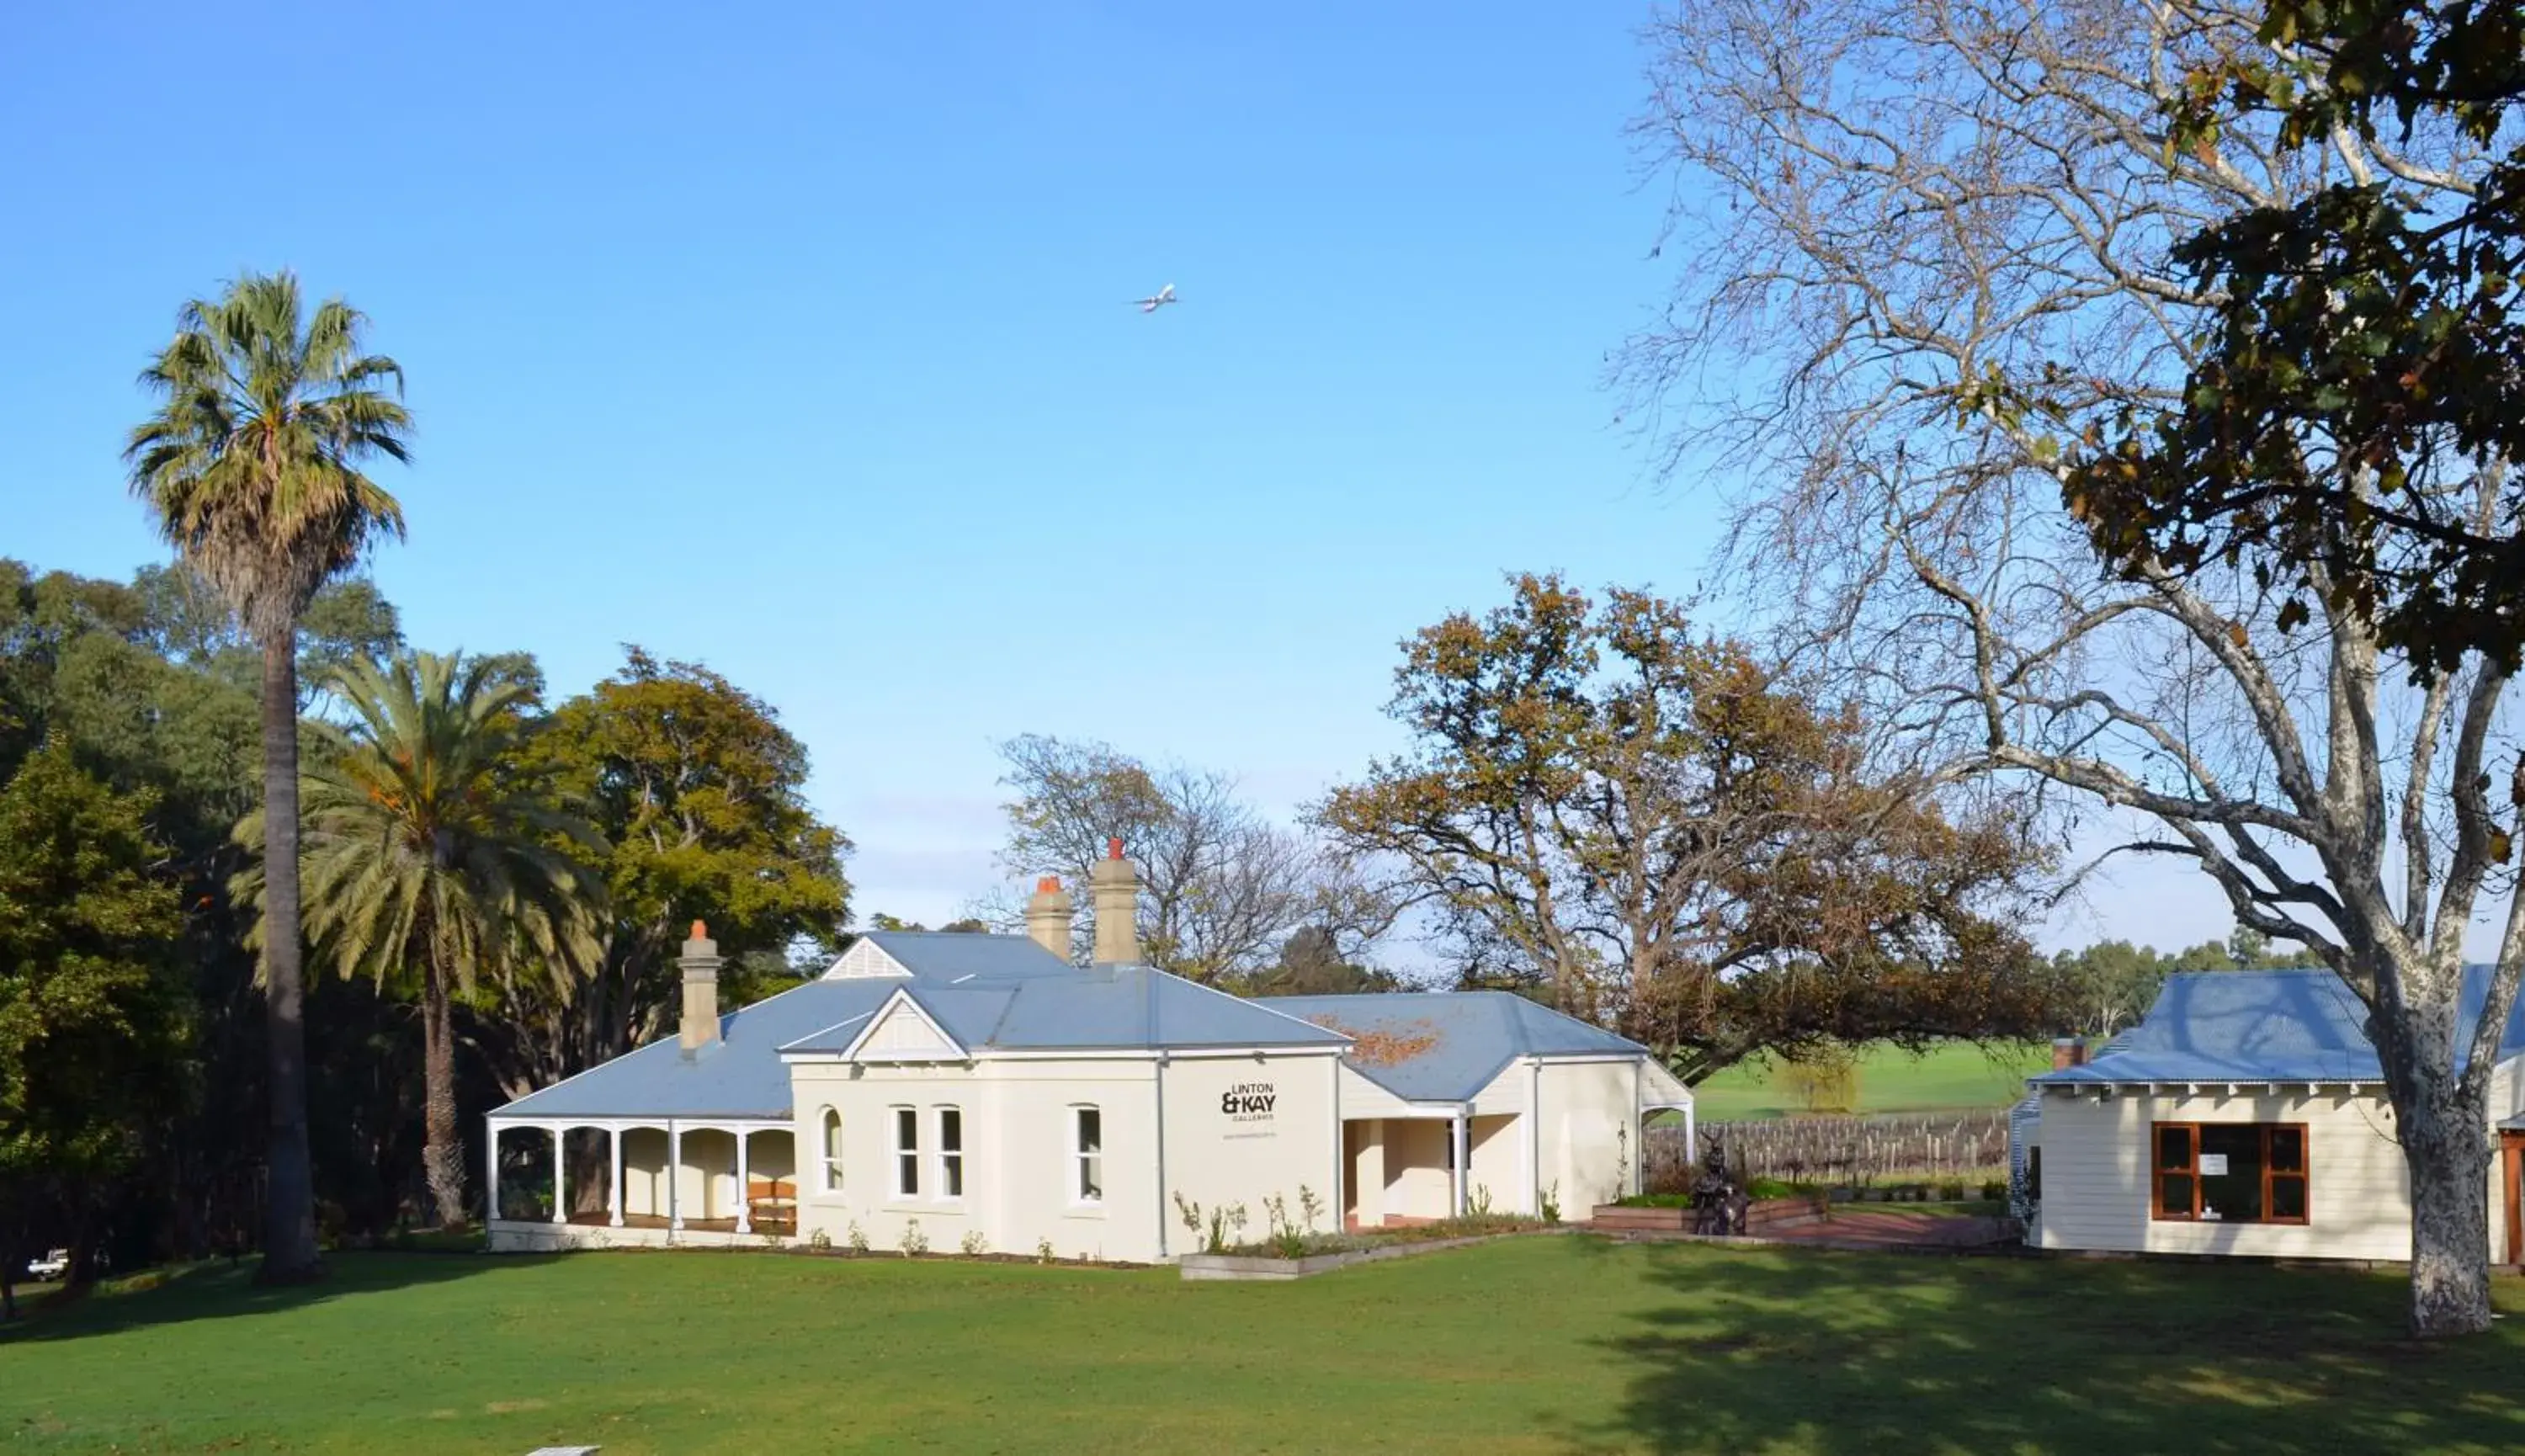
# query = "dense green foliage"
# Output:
<box><xmin>0</xmin><ymin>743</ymin><xmax>187</xmax><ymax>1305</ymax></box>
<box><xmin>4</xmin><ymin>1240</ymin><xmax>2524</xmax><ymax>1452</ymax></box>
<box><xmin>1319</xmin><ymin>574</ymin><xmax>2064</xmax><ymax>1080</ymax></box>
<box><xmin>0</xmin><ymin>557</ymin><xmax>851</xmax><ymax>1278</ymax></box>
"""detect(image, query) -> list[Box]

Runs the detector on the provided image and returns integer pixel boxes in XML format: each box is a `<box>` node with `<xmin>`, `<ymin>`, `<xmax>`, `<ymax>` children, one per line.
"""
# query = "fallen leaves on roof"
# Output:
<box><xmin>1305</xmin><ymin>1016</ymin><xmax>1442</xmax><ymax>1067</ymax></box>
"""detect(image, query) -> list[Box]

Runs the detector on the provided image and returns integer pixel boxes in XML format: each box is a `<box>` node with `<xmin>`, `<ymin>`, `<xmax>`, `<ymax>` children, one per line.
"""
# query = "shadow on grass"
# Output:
<box><xmin>0</xmin><ymin>1250</ymin><xmax>561</xmax><ymax>1347</ymax></box>
<box><xmin>1569</xmin><ymin>1241</ymin><xmax>2525</xmax><ymax>1455</ymax></box>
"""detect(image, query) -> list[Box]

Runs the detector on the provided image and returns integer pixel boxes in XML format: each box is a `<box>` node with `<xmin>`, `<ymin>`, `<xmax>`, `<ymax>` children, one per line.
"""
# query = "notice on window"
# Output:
<box><xmin>2198</xmin><ymin>1153</ymin><xmax>2229</xmax><ymax>1176</ymax></box>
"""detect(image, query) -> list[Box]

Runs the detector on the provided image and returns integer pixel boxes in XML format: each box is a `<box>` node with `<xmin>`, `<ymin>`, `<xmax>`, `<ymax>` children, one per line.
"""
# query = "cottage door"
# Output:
<box><xmin>2503</xmin><ymin>1135</ymin><xmax>2525</xmax><ymax>1267</ymax></box>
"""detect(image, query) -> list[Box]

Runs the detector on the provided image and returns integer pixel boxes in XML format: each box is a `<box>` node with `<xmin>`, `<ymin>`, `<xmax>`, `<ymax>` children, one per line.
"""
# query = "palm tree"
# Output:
<box><xmin>126</xmin><ymin>271</ymin><xmax>412</xmax><ymax>1278</ymax></box>
<box><xmin>243</xmin><ymin>651</ymin><xmax>602</xmax><ymax>1228</ymax></box>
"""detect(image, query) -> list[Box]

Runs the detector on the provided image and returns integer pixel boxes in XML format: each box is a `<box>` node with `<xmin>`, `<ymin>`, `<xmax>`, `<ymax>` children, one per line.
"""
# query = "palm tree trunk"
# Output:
<box><xmin>258</xmin><ymin>638</ymin><xmax>324</xmax><ymax>1282</ymax></box>
<box><xmin>420</xmin><ymin>966</ymin><xmax>467</xmax><ymax>1228</ymax></box>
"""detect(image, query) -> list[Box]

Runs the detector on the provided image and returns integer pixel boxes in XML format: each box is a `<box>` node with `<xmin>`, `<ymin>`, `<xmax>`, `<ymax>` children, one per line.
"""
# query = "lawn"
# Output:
<box><xmin>1690</xmin><ymin>1039</ymin><xmax>2053</xmax><ymax>1121</ymax></box>
<box><xmin>5</xmin><ymin>1238</ymin><xmax>2523</xmax><ymax>1454</ymax></box>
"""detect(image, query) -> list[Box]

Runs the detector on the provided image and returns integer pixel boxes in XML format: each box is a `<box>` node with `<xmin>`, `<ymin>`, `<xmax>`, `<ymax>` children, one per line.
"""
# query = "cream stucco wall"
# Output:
<box><xmin>1539</xmin><ymin>1060</ymin><xmax>1643</xmax><ymax>1211</ymax></box>
<box><xmin>784</xmin><ymin>1048</ymin><xmax>1342</xmax><ymax>1262</ymax></box>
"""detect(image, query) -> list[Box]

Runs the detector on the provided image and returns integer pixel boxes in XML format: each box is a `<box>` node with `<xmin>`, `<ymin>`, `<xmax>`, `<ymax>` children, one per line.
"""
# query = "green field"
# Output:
<box><xmin>5</xmin><ymin>1238</ymin><xmax>2522</xmax><ymax>1453</ymax></box>
<box><xmin>1690</xmin><ymin>1040</ymin><xmax>2053</xmax><ymax>1121</ymax></box>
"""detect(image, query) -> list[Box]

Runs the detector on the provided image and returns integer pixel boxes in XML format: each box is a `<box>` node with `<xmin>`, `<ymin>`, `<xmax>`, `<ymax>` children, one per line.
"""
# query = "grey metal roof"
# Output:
<box><xmin>780</xmin><ymin>965</ymin><xmax>1351</xmax><ymax>1055</ymax></box>
<box><xmin>492</xmin><ymin>978</ymin><xmax>898</xmax><ymax>1121</ymax></box>
<box><xmin>1259</xmin><ymin>991</ymin><xmax>1648</xmax><ymax>1103</ymax></box>
<box><xmin>2033</xmin><ymin>966</ymin><xmax>2525</xmax><ymax>1087</ymax></box>
<box><xmin>854</xmin><ymin>930</ymin><xmax>1081</xmax><ymax>981</ymax></box>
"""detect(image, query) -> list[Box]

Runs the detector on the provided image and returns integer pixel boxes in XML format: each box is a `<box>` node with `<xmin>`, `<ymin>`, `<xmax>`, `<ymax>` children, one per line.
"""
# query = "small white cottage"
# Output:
<box><xmin>485</xmin><ymin>846</ymin><xmax>1692</xmax><ymax>1262</ymax></box>
<box><xmin>2022</xmin><ymin>968</ymin><xmax>2525</xmax><ymax>1263</ymax></box>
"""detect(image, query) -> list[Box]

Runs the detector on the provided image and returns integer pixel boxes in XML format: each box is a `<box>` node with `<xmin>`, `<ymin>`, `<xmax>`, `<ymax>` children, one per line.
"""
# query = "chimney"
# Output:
<box><xmin>2050</xmin><ymin>1036</ymin><xmax>2087</xmax><ymax>1071</ymax></box>
<box><xmin>680</xmin><ymin>920</ymin><xmax>723</xmax><ymax>1054</ymax></box>
<box><xmin>1025</xmin><ymin>875</ymin><xmax>1074</xmax><ymax>959</ymax></box>
<box><xmin>1089</xmin><ymin>837</ymin><xmax>1140</xmax><ymax>965</ymax></box>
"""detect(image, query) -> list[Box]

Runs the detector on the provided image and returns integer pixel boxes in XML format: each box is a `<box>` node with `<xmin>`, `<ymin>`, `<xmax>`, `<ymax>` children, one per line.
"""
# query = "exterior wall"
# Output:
<box><xmin>1381</xmin><ymin>1119</ymin><xmax>1454</xmax><ymax>1220</ymax></box>
<box><xmin>744</xmin><ymin>1129</ymin><xmax>796</xmax><ymax>1185</ymax></box>
<box><xmin>2034</xmin><ymin>1086</ymin><xmax>2412</xmax><ymax>1260</ymax></box>
<box><xmin>1160</xmin><ymin>1053</ymin><xmax>1344</xmax><ymax>1243</ymax></box>
<box><xmin>678</xmin><ymin>1128</ymin><xmax>737</xmax><ymax>1221</ymax></box>
<box><xmin>1539</xmin><ymin>1060</ymin><xmax>1641</xmax><ymax>1211</ymax></box>
<box><xmin>1344</xmin><ymin>1120</ymin><xmax>1385</xmax><ymax>1225</ymax></box>
<box><xmin>622</xmin><ymin>1128</ymin><xmax>669</xmax><ymax>1218</ymax></box>
<box><xmin>784</xmin><ymin>1049</ymin><xmax>1342</xmax><ymax>1262</ymax></box>
<box><xmin>1467</xmin><ymin>1114</ymin><xmax>1518</xmax><ymax>1213</ymax></box>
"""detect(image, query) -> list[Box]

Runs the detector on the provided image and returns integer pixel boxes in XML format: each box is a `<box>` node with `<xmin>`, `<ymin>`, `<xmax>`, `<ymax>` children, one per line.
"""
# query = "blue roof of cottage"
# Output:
<box><xmin>779</xmin><ymin>967</ymin><xmax>1350</xmax><ymax>1055</ymax></box>
<box><xmin>493</xmin><ymin>977</ymin><xmax>898</xmax><ymax>1121</ymax></box>
<box><xmin>2033</xmin><ymin>966</ymin><xmax>2525</xmax><ymax>1087</ymax></box>
<box><xmin>492</xmin><ymin>932</ymin><xmax>1346</xmax><ymax>1120</ymax></box>
<box><xmin>1258</xmin><ymin>991</ymin><xmax>1647</xmax><ymax>1102</ymax></box>
<box><xmin>850</xmin><ymin>930</ymin><xmax>1084</xmax><ymax>981</ymax></box>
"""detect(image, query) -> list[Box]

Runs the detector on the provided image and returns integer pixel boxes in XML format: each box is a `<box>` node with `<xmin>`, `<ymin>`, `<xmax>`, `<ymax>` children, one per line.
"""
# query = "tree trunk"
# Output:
<box><xmin>420</xmin><ymin>968</ymin><xmax>467</xmax><ymax>1229</ymax></box>
<box><xmin>257</xmin><ymin>638</ymin><xmax>325</xmax><ymax>1283</ymax></box>
<box><xmin>2401</xmin><ymin>1083</ymin><xmax>2495</xmax><ymax>1337</ymax></box>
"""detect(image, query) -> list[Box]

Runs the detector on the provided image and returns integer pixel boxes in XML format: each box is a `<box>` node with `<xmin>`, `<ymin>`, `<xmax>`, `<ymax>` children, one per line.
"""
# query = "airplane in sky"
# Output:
<box><xmin>1130</xmin><ymin>284</ymin><xmax>1178</xmax><ymax>313</ymax></box>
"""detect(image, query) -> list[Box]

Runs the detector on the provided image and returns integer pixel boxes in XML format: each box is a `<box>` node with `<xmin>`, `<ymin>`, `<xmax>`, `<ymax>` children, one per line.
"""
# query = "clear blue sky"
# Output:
<box><xmin>0</xmin><ymin>0</ymin><xmax>2224</xmax><ymax>950</ymax></box>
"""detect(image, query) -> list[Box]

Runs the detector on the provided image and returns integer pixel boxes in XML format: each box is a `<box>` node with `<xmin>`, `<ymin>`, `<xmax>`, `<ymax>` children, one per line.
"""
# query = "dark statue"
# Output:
<box><xmin>1690</xmin><ymin>1140</ymin><xmax>1749</xmax><ymax>1235</ymax></box>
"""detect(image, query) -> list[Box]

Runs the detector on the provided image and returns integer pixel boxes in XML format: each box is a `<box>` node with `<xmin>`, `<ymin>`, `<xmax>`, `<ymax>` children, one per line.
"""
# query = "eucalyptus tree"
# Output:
<box><xmin>242</xmin><ymin>651</ymin><xmax>600</xmax><ymax>1228</ymax></box>
<box><xmin>1629</xmin><ymin>0</ymin><xmax>2517</xmax><ymax>1334</ymax></box>
<box><xmin>125</xmin><ymin>271</ymin><xmax>412</xmax><ymax>1278</ymax></box>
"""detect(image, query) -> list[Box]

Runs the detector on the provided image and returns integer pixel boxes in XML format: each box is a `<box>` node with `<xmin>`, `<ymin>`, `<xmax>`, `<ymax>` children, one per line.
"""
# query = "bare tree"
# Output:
<box><xmin>1629</xmin><ymin>0</ymin><xmax>2519</xmax><ymax>1334</ymax></box>
<box><xmin>985</xmin><ymin>735</ymin><xmax>1396</xmax><ymax>980</ymax></box>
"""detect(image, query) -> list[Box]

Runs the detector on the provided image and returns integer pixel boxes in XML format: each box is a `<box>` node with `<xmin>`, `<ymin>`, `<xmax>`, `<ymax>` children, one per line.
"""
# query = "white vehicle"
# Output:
<box><xmin>1130</xmin><ymin>283</ymin><xmax>1178</xmax><ymax>313</ymax></box>
<box><xmin>25</xmin><ymin>1249</ymin><xmax>69</xmax><ymax>1280</ymax></box>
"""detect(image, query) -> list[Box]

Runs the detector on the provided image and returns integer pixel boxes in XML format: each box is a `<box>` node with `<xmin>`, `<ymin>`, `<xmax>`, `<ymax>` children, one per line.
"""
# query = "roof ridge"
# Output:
<box><xmin>1154</xmin><ymin>970</ymin><xmax>1354</xmax><ymax>1043</ymax></box>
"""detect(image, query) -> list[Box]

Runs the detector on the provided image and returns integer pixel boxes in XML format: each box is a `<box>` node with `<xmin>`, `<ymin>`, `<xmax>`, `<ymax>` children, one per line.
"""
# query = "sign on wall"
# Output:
<box><xmin>1222</xmin><ymin>1081</ymin><xmax>1276</xmax><ymax>1123</ymax></box>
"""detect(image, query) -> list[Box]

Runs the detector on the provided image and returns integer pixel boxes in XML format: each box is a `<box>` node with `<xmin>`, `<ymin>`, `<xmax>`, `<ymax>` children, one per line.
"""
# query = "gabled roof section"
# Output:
<box><xmin>1260</xmin><ymin>991</ymin><xmax>1648</xmax><ymax>1102</ymax></box>
<box><xmin>782</xmin><ymin>966</ymin><xmax>1350</xmax><ymax>1056</ymax></box>
<box><xmin>2034</xmin><ymin>966</ymin><xmax>2525</xmax><ymax>1086</ymax></box>
<box><xmin>822</xmin><ymin>930</ymin><xmax>1079</xmax><ymax>983</ymax></box>
<box><xmin>493</xmin><ymin>978</ymin><xmax>900</xmax><ymax>1120</ymax></box>
<box><xmin>826</xmin><ymin>986</ymin><xmax>973</xmax><ymax>1062</ymax></box>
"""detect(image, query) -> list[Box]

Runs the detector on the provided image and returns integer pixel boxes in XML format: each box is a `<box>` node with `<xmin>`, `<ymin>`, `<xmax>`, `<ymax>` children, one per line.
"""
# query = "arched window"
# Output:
<box><xmin>821</xmin><ymin>1108</ymin><xmax>844</xmax><ymax>1193</ymax></box>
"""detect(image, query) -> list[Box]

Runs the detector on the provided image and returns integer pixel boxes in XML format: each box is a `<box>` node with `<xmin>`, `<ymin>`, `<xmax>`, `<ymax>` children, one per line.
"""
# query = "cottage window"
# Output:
<box><xmin>893</xmin><ymin>1106</ymin><xmax>920</xmax><ymax>1198</ymax></box>
<box><xmin>1074</xmin><ymin>1106</ymin><xmax>1103</xmax><ymax>1204</ymax></box>
<box><xmin>820</xmin><ymin>1108</ymin><xmax>843</xmax><ymax>1193</ymax></box>
<box><xmin>2151</xmin><ymin>1122</ymin><xmax>2308</xmax><ymax>1224</ymax></box>
<box><xmin>937</xmin><ymin>1108</ymin><xmax>965</xmax><ymax>1200</ymax></box>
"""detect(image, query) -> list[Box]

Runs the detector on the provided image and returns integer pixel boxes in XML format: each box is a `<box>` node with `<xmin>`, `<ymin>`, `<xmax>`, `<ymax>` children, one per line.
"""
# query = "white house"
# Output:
<box><xmin>2021</xmin><ymin>968</ymin><xmax>2525</xmax><ymax>1263</ymax></box>
<box><xmin>485</xmin><ymin>846</ymin><xmax>1692</xmax><ymax>1262</ymax></box>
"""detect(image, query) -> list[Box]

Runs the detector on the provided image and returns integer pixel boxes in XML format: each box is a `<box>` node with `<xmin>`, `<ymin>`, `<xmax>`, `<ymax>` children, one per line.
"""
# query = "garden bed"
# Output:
<box><xmin>1179</xmin><ymin>1228</ymin><xmax>1564</xmax><ymax>1281</ymax></box>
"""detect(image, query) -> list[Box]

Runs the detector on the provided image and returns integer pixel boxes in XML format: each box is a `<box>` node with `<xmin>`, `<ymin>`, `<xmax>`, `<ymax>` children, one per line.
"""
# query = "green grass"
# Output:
<box><xmin>1692</xmin><ymin>1039</ymin><xmax>2053</xmax><ymax>1121</ymax></box>
<box><xmin>5</xmin><ymin>1240</ymin><xmax>2524</xmax><ymax>1453</ymax></box>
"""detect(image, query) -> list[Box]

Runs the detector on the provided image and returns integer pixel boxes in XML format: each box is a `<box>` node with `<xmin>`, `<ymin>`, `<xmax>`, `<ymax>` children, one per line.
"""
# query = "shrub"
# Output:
<box><xmin>806</xmin><ymin>1228</ymin><xmax>833</xmax><ymax>1252</ymax></box>
<box><xmin>1770</xmin><ymin>1044</ymin><xmax>1863</xmax><ymax>1113</ymax></box>
<box><xmin>959</xmin><ymin>1230</ymin><xmax>989</xmax><ymax>1257</ymax></box>
<box><xmin>898</xmin><ymin>1220</ymin><xmax>928</xmax><ymax>1257</ymax></box>
<box><xmin>845</xmin><ymin>1220</ymin><xmax>870</xmax><ymax>1255</ymax></box>
<box><xmin>1982</xmin><ymin>1179</ymin><xmax>2009</xmax><ymax>1203</ymax></box>
<box><xmin>1539</xmin><ymin>1181</ymin><xmax>1561</xmax><ymax>1225</ymax></box>
<box><xmin>1036</xmin><ymin>1237</ymin><xmax>1055</xmax><ymax>1265</ymax></box>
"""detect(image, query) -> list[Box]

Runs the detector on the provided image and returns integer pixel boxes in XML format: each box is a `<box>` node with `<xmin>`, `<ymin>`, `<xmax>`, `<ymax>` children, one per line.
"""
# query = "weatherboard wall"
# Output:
<box><xmin>2033</xmin><ymin>1087</ymin><xmax>2412</xmax><ymax>1261</ymax></box>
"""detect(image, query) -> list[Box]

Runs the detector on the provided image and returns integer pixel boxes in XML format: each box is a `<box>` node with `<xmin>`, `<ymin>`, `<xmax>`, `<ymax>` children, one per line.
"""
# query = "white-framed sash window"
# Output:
<box><xmin>1073</xmin><ymin>1105</ymin><xmax>1103</xmax><ymax>1205</ymax></box>
<box><xmin>937</xmin><ymin>1107</ymin><xmax>965</xmax><ymax>1200</ymax></box>
<box><xmin>892</xmin><ymin>1106</ymin><xmax>920</xmax><ymax>1198</ymax></box>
